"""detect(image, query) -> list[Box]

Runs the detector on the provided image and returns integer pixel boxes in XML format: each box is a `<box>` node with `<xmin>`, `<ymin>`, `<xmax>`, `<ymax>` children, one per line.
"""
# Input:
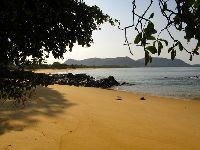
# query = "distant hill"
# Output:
<box><xmin>136</xmin><ymin>57</ymin><xmax>191</xmax><ymax>67</ymax></box>
<box><xmin>64</xmin><ymin>57</ymin><xmax>141</xmax><ymax>67</ymax></box>
<box><xmin>193</xmin><ymin>64</ymin><xmax>200</xmax><ymax>67</ymax></box>
<box><xmin>64</xmin><ymin>57</ymin><xmax>196</xmax><ymax>67</ymax></box>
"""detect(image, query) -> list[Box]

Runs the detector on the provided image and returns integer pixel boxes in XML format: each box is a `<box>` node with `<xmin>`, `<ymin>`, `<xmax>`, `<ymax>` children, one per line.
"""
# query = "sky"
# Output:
<box><xmin>47</xmin><ymin>0</ymin><xmax>199</xmax><ymax>64</ymax></box>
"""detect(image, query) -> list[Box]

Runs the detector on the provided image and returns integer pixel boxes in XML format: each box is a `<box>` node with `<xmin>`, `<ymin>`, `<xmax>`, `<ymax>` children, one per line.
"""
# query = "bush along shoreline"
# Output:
<box><xmin>1</xmin><ymin>70</ymin><xmax>132</xmax><ymax>104</ymax></box>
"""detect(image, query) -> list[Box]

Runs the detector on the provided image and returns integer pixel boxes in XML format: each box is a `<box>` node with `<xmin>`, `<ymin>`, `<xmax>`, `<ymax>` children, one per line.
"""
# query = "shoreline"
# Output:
<box><xmin>33</xmin><ymin>68</ymin><xmax>200</xmax><ymax>101</ymax></box>
<box><xmin>112</xmin><ymin>87</ymin><xmax>200</xmax><ymax>101</ymax></box>
<box><xmin>33</xmin><ymin>67</ymin><xmax>107</xmax><ymax>74</ymax></box>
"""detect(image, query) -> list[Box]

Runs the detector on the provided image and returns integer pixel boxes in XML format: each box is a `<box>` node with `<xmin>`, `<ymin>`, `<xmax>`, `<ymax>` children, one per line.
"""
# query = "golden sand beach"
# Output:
<box><xmin>1</xmin><ymin>84</ymin><xmax>200</xmax><ymax>150</ymax></box>
<box><xmin>33</xmin><ymin>68</ymin><xmax>72</xmax><ymax>74</ymax></box>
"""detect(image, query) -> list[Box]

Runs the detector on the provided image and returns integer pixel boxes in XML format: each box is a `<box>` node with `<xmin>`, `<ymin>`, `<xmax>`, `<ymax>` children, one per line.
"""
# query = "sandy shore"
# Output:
<box><xmin>32</xmin><ymin>68</ymin><xmax>73</xmax><ymax>74</ymax></box>
<box><xmin>33</xmin><ymin>68</ymin><xmax>109</xmax><ymax>74</ymax></box>
<box><xmin>1</xmin><ymin>85</ymin><xmax>200</xmax><ymax>150</ymax></box>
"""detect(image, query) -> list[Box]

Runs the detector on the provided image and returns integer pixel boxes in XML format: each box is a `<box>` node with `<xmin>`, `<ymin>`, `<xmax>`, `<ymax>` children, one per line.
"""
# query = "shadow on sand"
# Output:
<box><xmin>0</xmin><ymin>86</ymin><xmax>76</xmax><ymax>135</ymax></box>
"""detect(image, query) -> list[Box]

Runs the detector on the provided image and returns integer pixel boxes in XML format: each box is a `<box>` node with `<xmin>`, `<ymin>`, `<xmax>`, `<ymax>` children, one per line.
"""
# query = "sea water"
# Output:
<box><xmin>68</xmin><ymin>67</ymin><xmax>200</xmax><ymax>99</ymax></box>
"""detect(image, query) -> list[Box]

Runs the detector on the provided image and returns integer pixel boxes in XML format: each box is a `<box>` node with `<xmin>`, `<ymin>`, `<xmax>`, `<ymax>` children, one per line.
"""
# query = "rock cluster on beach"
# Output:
<box><xmin>48</xmin><ymin>73</ymin><xmax>120</xmax><ymax>88</ymax></box>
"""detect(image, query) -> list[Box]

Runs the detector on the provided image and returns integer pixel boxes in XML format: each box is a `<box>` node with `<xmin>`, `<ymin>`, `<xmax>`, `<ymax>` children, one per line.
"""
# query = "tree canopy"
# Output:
<box><xmin>0</xmin><ymin>0</ymin><xmax>114</xmax><ymax>101</ymax></box>
<box><xmin>122</xmin><ymin>0</ymin><xmax>200</xmax><ymax>65</ymax></box>
<box><xmin>0</xmin><ymin>0</ymin><xmax>115</xmax><ymax>68</ymax></box>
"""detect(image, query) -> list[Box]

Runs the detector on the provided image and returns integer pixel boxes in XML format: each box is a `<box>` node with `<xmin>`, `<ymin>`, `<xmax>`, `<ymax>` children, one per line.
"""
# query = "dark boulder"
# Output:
<box><xmin>48</xmin><ymin>73</ymin><xmax>120</xmax><ymax>89</ymax></box>
<box><xmin>140</xmin><ymin>97</ymin><xmax>146</xmax><ymax>100</ymax></box>
<box><xmin>98</xmin><ymin>76</ymin><xmax>120</xmax><ymax>88</ymax></box>
<box><xmin>120</xmin><ymin>82</ymin><xmax>135</xmax><ymax>86</ymax></box>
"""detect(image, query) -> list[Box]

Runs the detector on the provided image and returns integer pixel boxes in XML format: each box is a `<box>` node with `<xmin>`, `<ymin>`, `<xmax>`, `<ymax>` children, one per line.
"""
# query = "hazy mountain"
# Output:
<box><xmin>136</xmin><ymin>57</ymin><xmax>191</xmax><ymax>67</ymax></box>
<box><xmin>64</xmin><ymin>57</ymin><xmax>195</xmax><ymax>67</ymax></box>
<box><xmin>193</xmin><ymin>64</ymin><xmax>200</xmax><ymax>67</ymax></box>
<box><xmin>64</xmin><ymin>57</ymin><xmax>141</xmax><ymax>67</ymax></box>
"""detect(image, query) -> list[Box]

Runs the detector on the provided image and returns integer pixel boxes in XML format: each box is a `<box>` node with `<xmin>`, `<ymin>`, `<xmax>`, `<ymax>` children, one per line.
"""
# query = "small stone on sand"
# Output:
<box><xmin>140</xmin><ymin>97</ymin><xmax>146</xmax><ymax>100</ymax></box>
<box><xmin>116</xmin><ymin>96</ymin><xmax>122</xmax><ymax>100</ymax></box>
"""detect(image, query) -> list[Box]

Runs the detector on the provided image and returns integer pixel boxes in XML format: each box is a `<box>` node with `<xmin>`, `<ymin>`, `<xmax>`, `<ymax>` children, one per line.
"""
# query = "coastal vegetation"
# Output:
<box><xmin>0</xmin><ymin>0</ymin><xmax>114</xmax><ymax>102</ymax></box>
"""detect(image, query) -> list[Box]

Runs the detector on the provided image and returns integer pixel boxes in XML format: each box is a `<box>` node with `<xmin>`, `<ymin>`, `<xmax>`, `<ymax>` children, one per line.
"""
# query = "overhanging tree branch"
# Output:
<box><xmin>121</xmin><ymin>0</ymin><xmax>200</xmax><ymax>65</ymax></box>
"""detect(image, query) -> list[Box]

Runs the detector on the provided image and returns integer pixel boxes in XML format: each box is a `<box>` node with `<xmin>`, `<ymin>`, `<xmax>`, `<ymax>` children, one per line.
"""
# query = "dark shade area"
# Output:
<box><xmin>0</xmin><ymin>87</ymin><xmax>76</xmax><ymax>135</ymax></box>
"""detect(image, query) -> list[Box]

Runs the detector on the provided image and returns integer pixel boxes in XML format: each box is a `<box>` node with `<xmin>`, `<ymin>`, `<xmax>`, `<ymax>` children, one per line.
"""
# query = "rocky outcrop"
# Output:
<box><xmin>120</xmin><ymin>82</ymin><xmax>136</xmax><ymax>86</ymax></box>
<box><xmin>48</xmin><ymin>73</ymin><xmax>120</xmax><ymax>88</ymax></box>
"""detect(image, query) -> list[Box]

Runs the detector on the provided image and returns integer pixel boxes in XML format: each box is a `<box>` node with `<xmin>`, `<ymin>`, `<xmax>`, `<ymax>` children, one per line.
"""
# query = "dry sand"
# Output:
<box><xmin>33</xmin><ymin>68</ymin><xmax>73</xmax><ymax>74</ymax></box>
<box><xmin>1</xmin><ymin>85</ymin><xmax>200</xmax><ymax>150</ymax></box>
<box><xmin>33</xmin><ymin>68</ymin><xmax>100</xmax><ymax>74</ymax></box>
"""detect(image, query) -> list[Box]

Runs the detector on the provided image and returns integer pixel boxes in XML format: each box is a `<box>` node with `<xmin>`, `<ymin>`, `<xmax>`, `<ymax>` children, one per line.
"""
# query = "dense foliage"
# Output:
<box><xmin>0</xmin><ymin>70</ymin><xmax>51</xmax><ymax>103</ymax></box>
<box><xmin>0</xmin><ymin>0</ymin><xmax>113</xmax><ymax>101</ymax></box>
<box><xmin>122</xmin><ymin>0</ymin><xmax>200</xmax><ymax>65</ymax></box>
<box><xmin>0</xmin><ymin>0</ymin><xmax>114</xmax><ymax>67</ymax></box>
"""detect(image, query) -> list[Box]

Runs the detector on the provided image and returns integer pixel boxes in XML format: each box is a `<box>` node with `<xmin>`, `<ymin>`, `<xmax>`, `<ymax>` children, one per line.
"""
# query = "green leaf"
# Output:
<box><xmin>146</xmin><ymin>36</ymin><xmax>156</xmax><ymax>40</ymax></box>
<box><xmin>147</xmin><ymin>22</ymin><xmax>154</xmax><ymax>29</ymax></box>
<box><xmin>178</xmin><ymin>42</ymin><xmax>183</xmax><ymax>51</ymax></box>
<box><xmin>194</xmin><ymin>46</ymin><xmax>199</xmax><ymax>51</ymax></box>
<box><xmin>149</xmin><ymin>55</ymin><xmax>152</xmax><ymax>63</ymax></box>
<box><xmin>146</xmin><ymin>46</ymin><xmax>157</xmax><ymax>54</ymax></box>
<box><xmin>134</xmin><ymin>32</ymin><xmax>142</xmax><ymax>44</ymax></box>
<box><xmin>147</xmin><ymin>22</ymin><xmax>157</xmax><ymax>34</ymax></box>
<box><xmin>193</xmin><ymin>50</ymin><xmax>199</xmax><ymax>55</ymax></box>
<box><xmin>173</xmin><ymin>15</ymin><xmax>181</xmax><ymax>25</ymax></box>
<box><xmin>152</xmin><ymin>29</ymin><xmax>157</xmax><ymax>34</ymax></box>
<box><xmin>194</xmin><ymin>41</ymin><xmax>200</xmax><ymax>51</ymax></box>
<box><xmin>189</xmin><ymin>55</ymin><xmax>193</xmax><ymax>61</ymax></box>
<box><xmin>168</xmin><ymin>47</ymin><xmax>173</xmax><ymax>53</ymax></box>
<box><xmin>158</xmin><ymin>41</ymin><xmax>163</xmax><ymax>56</ymax></box>
<box><xmin>149</xmin><ymin>13</ymin><xmax>154</xmax><ymax>19</ymax></box>
<box><xmin>144</xmin><ymin>22</ymin><xmax>157</xmax><ymax>38</ymax></box>
<box><xmin>145</xmin><ymin>51</ymin><xmax>150</xmax><ymax>66</ymax></box>
<box><xmin>171</xmin><ymin>49</ymin><xmax>176</xmax><ymax>60</ymax></box>
<box><xmin>153</xmin><ymin>41</ymin><xmax>156</xmax><ymax>47</ymax></box>
<box><xmin>163</xmin><ymin>2</ymin><xmax>167</xmax><ymax>11</ymax></box>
